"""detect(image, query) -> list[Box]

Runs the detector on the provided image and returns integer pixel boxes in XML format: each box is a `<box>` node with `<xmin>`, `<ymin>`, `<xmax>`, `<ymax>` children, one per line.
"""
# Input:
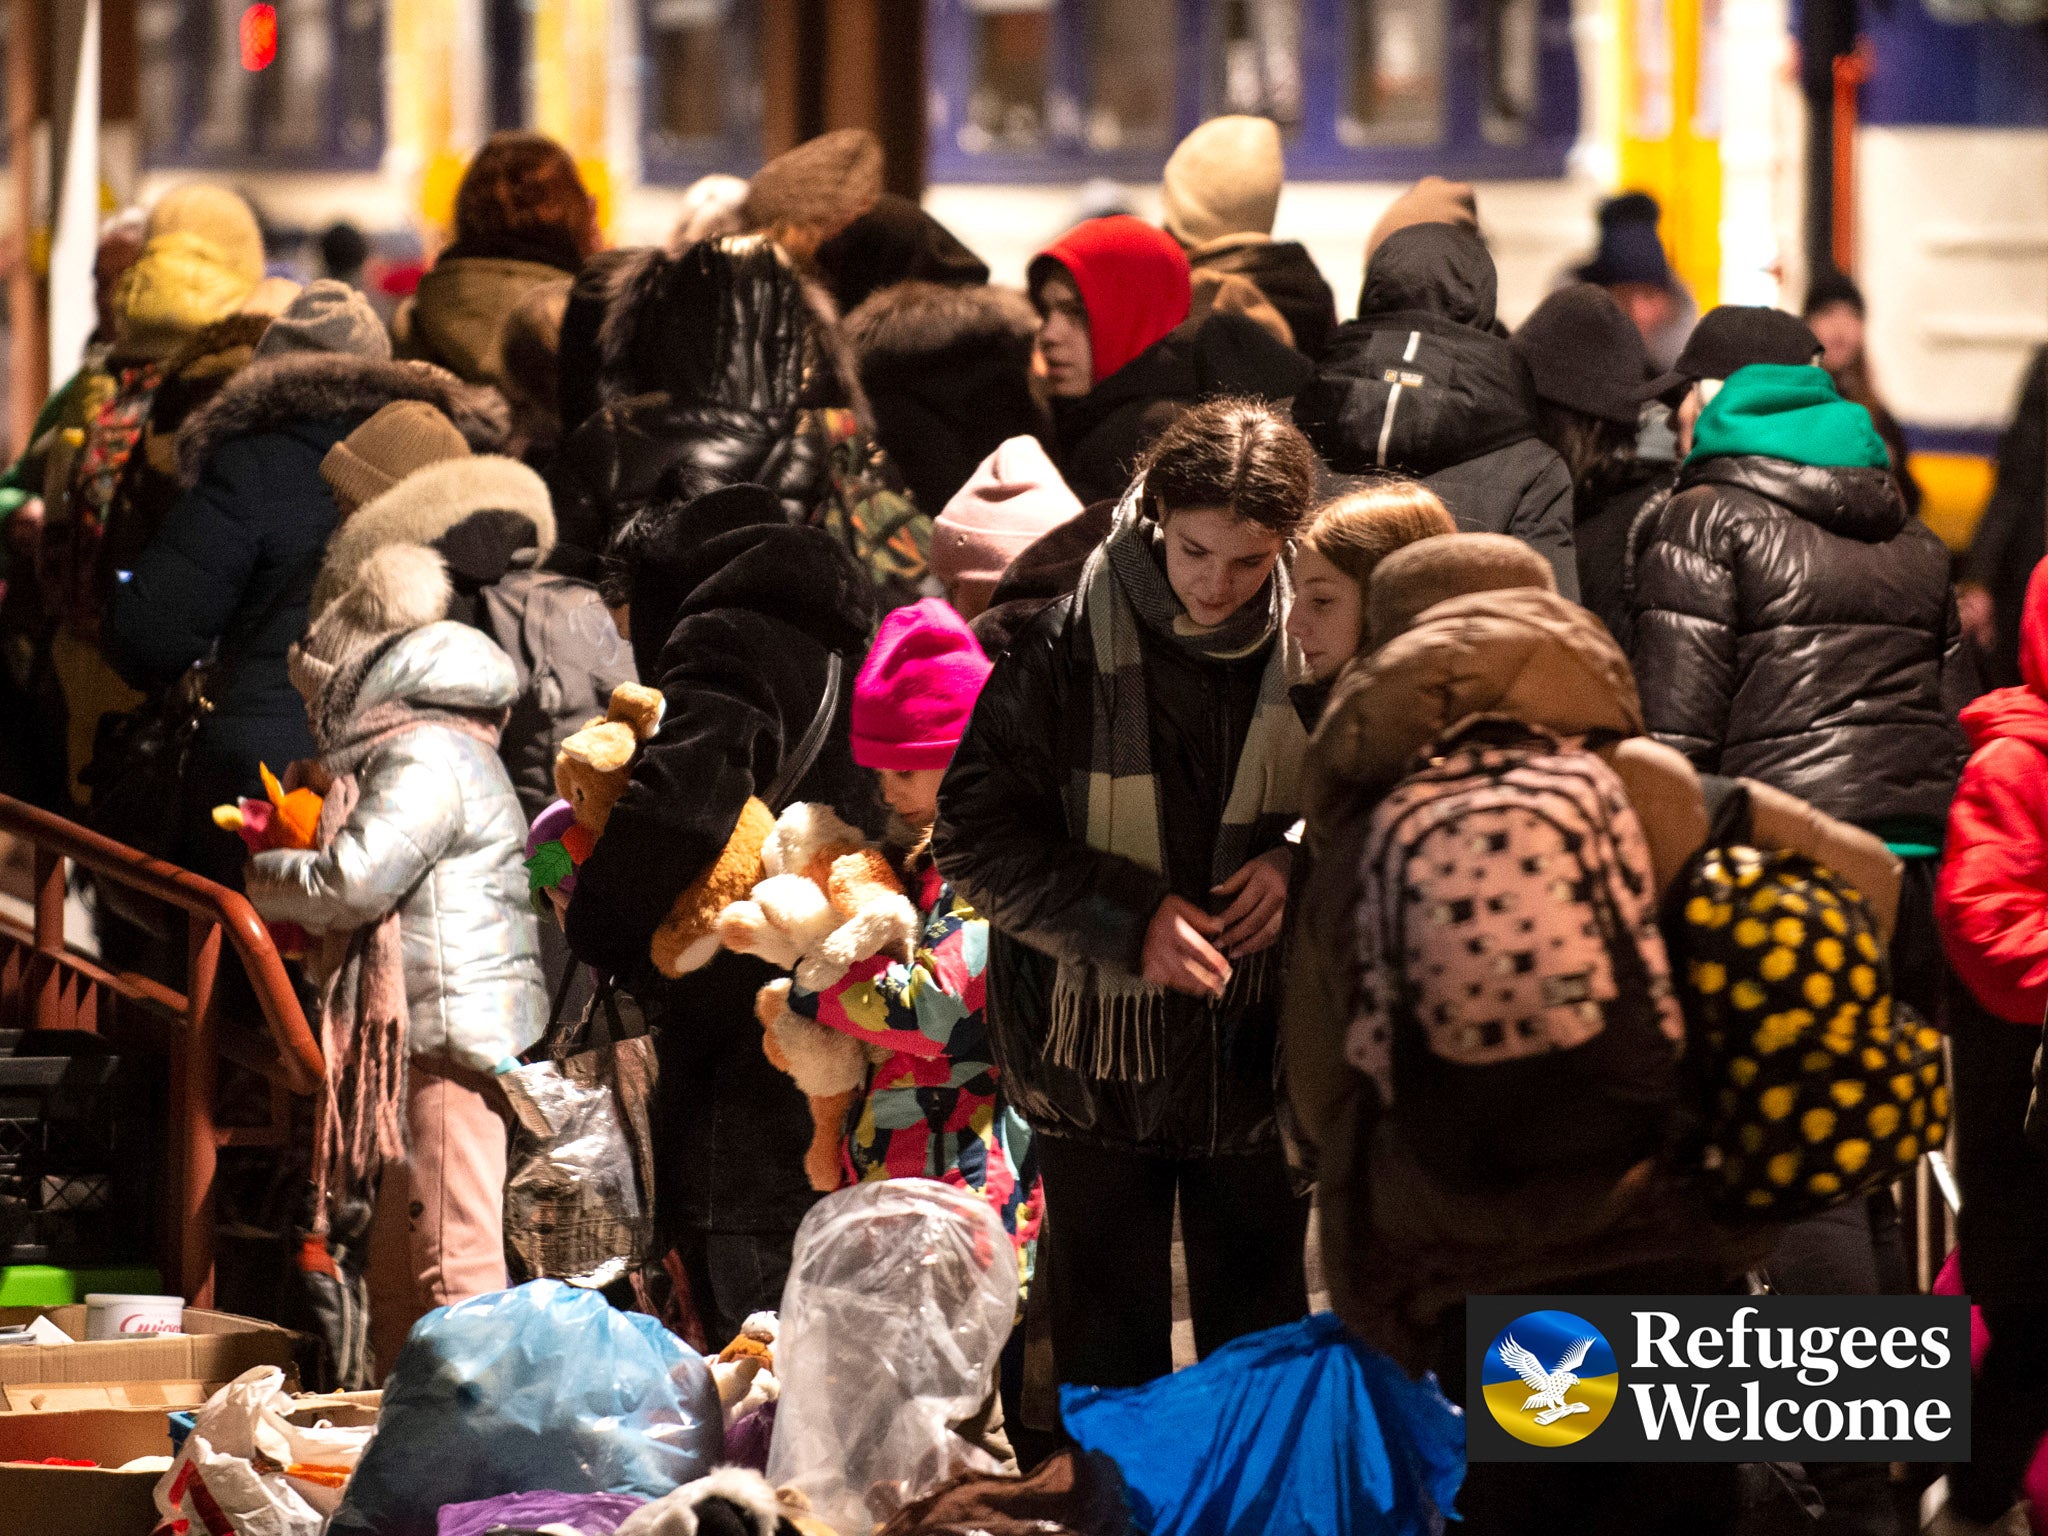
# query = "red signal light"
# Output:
<box><xmin>240</xmin><ymin>4</ymin><xmax>277</xmax><ymax>71</ymax></box>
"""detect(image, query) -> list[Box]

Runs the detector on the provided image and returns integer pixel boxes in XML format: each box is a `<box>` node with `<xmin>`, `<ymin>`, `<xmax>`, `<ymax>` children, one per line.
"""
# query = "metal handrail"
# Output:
<box><xmin>0</xmin><ymin>792</ymin><xmax>324</xmax><ymax>1304</ymax></box>
<box><xmin>0</xmin><ymin>793</ymin><xmax>322</xmax><ymax>1091</ymax></box>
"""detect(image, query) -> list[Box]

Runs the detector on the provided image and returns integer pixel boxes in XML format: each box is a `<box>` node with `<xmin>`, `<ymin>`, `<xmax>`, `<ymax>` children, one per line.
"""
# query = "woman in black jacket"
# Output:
<box><xmin>1293</xmin><ymin>223</ymin><xmax>1579</xmax><ymax>598</ymax></box>
<box><xmin>1509</xmin><ymin>283</ymin><xmax>1670</xmax><ymax>643</ymax></box>
<box><xmin>545</xmin><ymin>236</ymin><xmax>841</xmax><ymax>579</ymax></box>
<box><xmin>933</xmin><ymin>399</ymin><xmax>1317</xmax><ymax>1389</ymax></box>
<box><xmin>563</xmin><ymin>482</ymin><xmax>882</xmax><ymax>1343</ymax></box>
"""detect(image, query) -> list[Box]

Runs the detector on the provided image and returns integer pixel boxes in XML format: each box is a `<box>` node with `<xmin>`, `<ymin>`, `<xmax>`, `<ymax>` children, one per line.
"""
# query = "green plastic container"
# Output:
<box><xmin>0</xmin><ymin>1264</ymin><xmax>163</xmax><ymax>1308</ymax></box>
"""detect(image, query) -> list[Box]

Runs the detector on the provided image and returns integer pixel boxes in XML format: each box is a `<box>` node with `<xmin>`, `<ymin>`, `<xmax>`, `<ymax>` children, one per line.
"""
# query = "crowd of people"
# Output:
<box><xmin>1</xmin><ymin>112</ymin><xmax>2044</xmax><ymax>1536</ymax></box>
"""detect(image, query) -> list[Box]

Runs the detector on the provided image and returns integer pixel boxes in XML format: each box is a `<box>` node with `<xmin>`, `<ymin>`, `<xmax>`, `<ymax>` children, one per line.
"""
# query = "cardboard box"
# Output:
<box><xmin>0</xmin><ymin>1306</ymin><xmax>298</xmax><ymax>1412</ymax></box>
<box><xmin>0</xmin><ymin>1390</ymin><xmax>378</xmax><ymax>1536</ymax></box>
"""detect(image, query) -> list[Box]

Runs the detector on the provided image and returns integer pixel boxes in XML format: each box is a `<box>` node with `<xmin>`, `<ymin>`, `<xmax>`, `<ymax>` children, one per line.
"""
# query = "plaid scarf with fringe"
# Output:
<box><xmin>1048</xmin><ymin>486</ymin><xmax>1308</xmax><ymax>1082</ymax></box>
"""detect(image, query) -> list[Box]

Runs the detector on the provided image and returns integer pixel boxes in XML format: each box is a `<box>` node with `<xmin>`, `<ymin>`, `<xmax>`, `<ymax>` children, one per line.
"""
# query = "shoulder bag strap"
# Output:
<box><xmin>762</xmin><ymin>650</ymin><xmax>844</xmax><ymax>814</ymax></box>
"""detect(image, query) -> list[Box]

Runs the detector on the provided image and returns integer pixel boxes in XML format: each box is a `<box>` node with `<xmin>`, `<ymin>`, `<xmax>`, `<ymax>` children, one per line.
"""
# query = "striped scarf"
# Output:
<box><xmin>1049</xmin><ymin>486</ymin><xmax>1308</xmax><ymax>1082</ymax></box>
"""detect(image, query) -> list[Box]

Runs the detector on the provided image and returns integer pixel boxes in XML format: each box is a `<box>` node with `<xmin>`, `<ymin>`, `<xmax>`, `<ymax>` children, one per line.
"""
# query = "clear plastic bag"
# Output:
<box><xmin>153</xmin><ymin>1365</ymin><xmax>373</xmax><ymax>1536</ymax></box>
<box><xmin>329</xmin><ymin>1280</ymin><xmax>722</xmax><ymax>1536</ymax></box>
<box><xmin>766</xmin><ymin>1179</ymin><xmax>1020</xmax><ymax>1534</ymax></box>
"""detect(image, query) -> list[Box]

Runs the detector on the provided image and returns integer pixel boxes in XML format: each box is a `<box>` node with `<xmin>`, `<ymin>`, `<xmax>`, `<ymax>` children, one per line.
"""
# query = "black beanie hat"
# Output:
<box><xmin>1644</xmin><ymin>305</ymin><xmax>1821</xmax><ymax>403</ymax></box>
<box><xmin>1802</xmin><ymin>266</ymin><xmax>1865</xmax><ymax>319</ymax></box>
<box><xmin>1510</xmin><ymin>283</ymin><xmax>1651</xmax><ymax>426</ymax></box>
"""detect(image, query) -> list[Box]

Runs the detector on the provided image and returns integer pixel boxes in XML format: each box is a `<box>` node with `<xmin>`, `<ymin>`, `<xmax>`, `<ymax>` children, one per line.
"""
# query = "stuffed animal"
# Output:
<box><xmin>717</xmin><ymin>802</ymin><xmax>920</xmax><ymax>1191</ymax></box>
<box><xmin>525</xmin><ymin>680</ymin><xmax>776</xmax><ymax>977</ymax></box>
<box><xmin>216</xmin><ymin>763</ymin><xmax>325</xmax><ymax>956</ymax></box>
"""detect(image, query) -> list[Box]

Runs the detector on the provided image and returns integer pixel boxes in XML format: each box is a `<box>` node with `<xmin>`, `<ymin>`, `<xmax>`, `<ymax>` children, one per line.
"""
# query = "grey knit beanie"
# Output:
<box><xmin>288</xmin><ymin>543</ymin><xmax>451</xmax><ymax>718</ymax></box>
<box><xmin>256</xmin><ymin>278</ymin><xmax>392</xmax><ymax>361</ymax></box>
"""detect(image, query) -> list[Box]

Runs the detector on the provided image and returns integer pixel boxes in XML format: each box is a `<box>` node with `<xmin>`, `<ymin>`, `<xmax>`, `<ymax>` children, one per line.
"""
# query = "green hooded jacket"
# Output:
<box><xmin>1686</xmin><ymin>362</ymin><xmax>1891</xmax><ymax>470</ymax></box>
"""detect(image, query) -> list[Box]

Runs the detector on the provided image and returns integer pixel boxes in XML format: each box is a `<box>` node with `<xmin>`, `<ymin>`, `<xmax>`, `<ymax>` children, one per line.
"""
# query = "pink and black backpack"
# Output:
<box><xmin>1347</xmin><ymin>719</ymin><xmax>1687</xmax><ymax>1189</ymax></box>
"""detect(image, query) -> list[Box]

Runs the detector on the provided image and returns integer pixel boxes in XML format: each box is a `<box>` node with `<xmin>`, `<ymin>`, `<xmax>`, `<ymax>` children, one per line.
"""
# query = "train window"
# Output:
<box><xmin>638</xmin><ymin>0</ymin><xmax>763</xmax><ymax>182</ymax></box>
<box><xmin>647</xmin><ymin>0</ymin><xmax>727</xmax><ymax>142</ymax></box>
<box><xmin>1212</xmin><ymin>0</ymin><xmax>1305</xmax><ymax>130</ymax></box>
<box><xmin>1482</xmin><ymin>0</ymin><xmax>1540</xmax><ymax>144</ymax></box>
<box><xmin>1340</xmin><ymin>0</ymin><xmax>1446</xmax><ymax>145</ymax></box>
<box><xmin>1087</xmin><ymin>0</ymin><xmax>1180</xmax><ymax>150</ymax></box>
<box><xmin>140</xmin><ymin>0</ymin><xmax>383</xmax><ymax>168</ymax></box>
<box><xmin>964</xmin><ymin>0</ymin><xmax>1054</xmax><ymax>153</ymax></box>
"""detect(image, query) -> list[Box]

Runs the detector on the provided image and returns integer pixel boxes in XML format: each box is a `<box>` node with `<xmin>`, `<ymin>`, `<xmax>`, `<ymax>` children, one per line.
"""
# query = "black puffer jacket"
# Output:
<box><xmin>1053</xmin><ymin>311</ymin><xmax>1313</xmax><ymax>507</ymax></box>
<box><xmin>1293</xmin><ymin>224</ymin><xmax>1577</xmax><ymax>598</ymax></box>
<box><xmin>1630</xmin><ymin>454</ymin><xmax>1968</xmax><ymax>827</ymax></box>
<box><xmin>545</xmin><ymin>238</ymin><xmax>839</xmax><ymax>582</ymax></box>
<box><xmin>1189</xmin><ymin>239</ymin><xmax>1340</xmax><ymax>361</ymax></box>
<box><xmin>842</xmin><ymin>280</ymin><xmax>1047</xmax><ymax>518</ymax></box>
<box><xmin>933</xmin><ymin>587</ymin><xmax>1290</xmax><ymax>1157</ymax></box>
<box><xmin>565</xmin><ymin>483</ymin><xmax>882</xmax><ymax>1233</ymax></box>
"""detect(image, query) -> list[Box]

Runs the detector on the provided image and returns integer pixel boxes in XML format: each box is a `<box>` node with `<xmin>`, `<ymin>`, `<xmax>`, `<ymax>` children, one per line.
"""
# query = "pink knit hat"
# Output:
<box><xmin>931</xmin><ymin>436</ymin><xmax>1085</xmax><ymax>619</ymax></box>
<box><xmin>851</xmin><ymin>599</ymin><xmax>993</xmax><ymax>770</ymax></box>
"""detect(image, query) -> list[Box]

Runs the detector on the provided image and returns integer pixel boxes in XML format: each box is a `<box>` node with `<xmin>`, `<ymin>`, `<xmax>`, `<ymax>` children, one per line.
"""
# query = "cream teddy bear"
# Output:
<box><xmin>717</xmin><ymin>803</ymin><xmax>919</xmax><ymax>1191</ymax></box>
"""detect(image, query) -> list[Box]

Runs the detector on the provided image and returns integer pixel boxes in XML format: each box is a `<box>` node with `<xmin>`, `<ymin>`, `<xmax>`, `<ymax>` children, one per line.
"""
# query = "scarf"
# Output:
<box><xmin>304</xmin><ymin>704</ymin><xmax>503</xmax><ymax>1235</ymax></box>
<box><xmin>1048</xmin><ymin>486</ymin><xmax>1308</xmax><ymax>1081</ymax></box>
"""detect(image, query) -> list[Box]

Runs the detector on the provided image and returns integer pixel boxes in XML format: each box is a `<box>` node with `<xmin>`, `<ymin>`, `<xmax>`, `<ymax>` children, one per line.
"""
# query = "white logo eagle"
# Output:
<box><xmin>1500</xmin><ymin>1333</ymin><xmax>1598</xmax><ymax>1426</ymax></box>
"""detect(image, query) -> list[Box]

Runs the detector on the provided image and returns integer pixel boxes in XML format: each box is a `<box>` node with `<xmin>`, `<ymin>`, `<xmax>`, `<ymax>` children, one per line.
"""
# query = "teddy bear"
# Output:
<box><xmin>717</xmin><ymin>802</ymin><xmax>920</xmax><ymax>1191</ymax></box>
<box><xmin>526</xmin><ymin>680</ymin><xmax>776</xmax><ymax>978</ymax></box>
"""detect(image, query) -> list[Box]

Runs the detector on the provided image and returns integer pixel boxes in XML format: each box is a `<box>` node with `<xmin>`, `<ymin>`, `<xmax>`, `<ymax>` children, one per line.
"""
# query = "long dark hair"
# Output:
<box><xmin>1534</xmin><ymin>400</ymin><xmax>1640</xmax><ymax>505</ymax></box>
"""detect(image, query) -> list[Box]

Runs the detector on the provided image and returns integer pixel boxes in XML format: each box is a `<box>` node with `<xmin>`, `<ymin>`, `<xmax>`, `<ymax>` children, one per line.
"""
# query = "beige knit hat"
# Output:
<box><xmin>1162</xmin><ymin>116</ymin><xmax>1284</xmax><ymax>250</ymax></box>
<box><xmin>320</xmin><ymin>400</ymin><xmax>473</xmax><ymax>516</ymax></box>
<box><xmin>288</xmin><ymin>543</ymin><xmax>452</xmax><ymax>713</ymax></box>
<box><xmin>1365</xmin><ymin>176</ymin><xmax>1479</xmax><ymax>262</ymax></box>
<box><xmin>741</xmin><ymin>129</ymin><xmax>884</xmax><ymax>238</ymax></box>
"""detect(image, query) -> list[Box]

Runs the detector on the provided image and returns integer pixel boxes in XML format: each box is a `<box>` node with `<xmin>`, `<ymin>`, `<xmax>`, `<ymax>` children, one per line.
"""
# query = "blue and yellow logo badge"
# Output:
<box><xmin>1482</xmin><ymin>1310</ymin><xmax>1619</xmax><ymax>1447</ymax></box>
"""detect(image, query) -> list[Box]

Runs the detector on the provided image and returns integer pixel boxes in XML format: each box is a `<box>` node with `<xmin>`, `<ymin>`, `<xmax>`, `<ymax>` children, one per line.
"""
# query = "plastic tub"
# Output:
<box><xmin>82</xmin><ymin>1293</ymin><xmax>184</xmax><ymax>1339</ymax></box>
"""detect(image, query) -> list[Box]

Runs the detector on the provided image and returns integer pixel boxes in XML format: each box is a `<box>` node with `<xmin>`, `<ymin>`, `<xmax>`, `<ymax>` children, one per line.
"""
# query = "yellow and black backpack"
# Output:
<box><xmin>1665</xmin><ymin>785</ymin><xmax>1947</xmax><ymax>1223</ymax></box>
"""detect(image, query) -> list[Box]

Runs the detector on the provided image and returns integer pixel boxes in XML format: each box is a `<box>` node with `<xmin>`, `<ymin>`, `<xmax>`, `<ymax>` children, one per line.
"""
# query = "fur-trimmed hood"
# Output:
<box><xmin>177</xmin><ymin>351</ymin><xmax>508</xmax><ymax>485</ymax></box>
<box><xmin>310</xmin><ymin>454</ymin><xmax>555</xmax><ymax>621</ymax></box>
<box><xmin>841</xmin><ymin>279</ymin><xmax>1036</xmax><ymax>375</ymax></box>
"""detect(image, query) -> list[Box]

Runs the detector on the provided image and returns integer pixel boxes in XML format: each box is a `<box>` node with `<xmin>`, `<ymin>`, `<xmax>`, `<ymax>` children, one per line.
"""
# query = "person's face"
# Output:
<box><xmin>1676</xmin><ymin>383</ymin><xmax>1708</xmax><ymax>456</ymax></box>
<box><xmin>1160</xmin><ymin>506</ymin><xmax>1286</xmax><ymax>629</ymax></box>
<box><xmin>1609</xmin><ymin>281</ymin><xmax>1676</xmax><ymax>344</ymax></box>
<box><xmin>1034</xmin><ymin>269</ymin><xmax>1094</xmax><ymax>399</ymax></box>
<box><xmin>1286</xmin><ymin>545</ymin><xmax>1365</xmax><ymax>683</ymax></box>
<box><xmin>1808</xmin><ymin>301</ymin><xmax>1864</xmax><ymax>373</ymax></box>
<box><xmin>93</xmin><ymin>234</ymin><xmax>142</xmax><ymax>338</ymax></box>
<box><xmin>879</xmin><ymin>766</ymin><xmax>948</xmax><ymax>827</ymax></box>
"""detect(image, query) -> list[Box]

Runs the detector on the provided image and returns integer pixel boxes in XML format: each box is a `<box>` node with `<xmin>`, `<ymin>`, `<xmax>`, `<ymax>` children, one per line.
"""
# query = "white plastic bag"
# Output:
<box><xmin>766</xmin><ymin>1179</ymin><xmax>1019</xmax><ymax>1534</ymax></box>
<box><xmin>153</xmin><ymin>1365</ymin><xmax>373</xmax><ymax>1536</ymax></box>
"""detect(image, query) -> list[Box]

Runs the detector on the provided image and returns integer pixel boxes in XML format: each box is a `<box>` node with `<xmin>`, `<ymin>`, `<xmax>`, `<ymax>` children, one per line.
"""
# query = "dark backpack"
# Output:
<box><xmin>1665</xmin><ymin>783</ymin><xmax>1948</xmax><ymax>1223</ymax></box>
<box><xmin>475</xmin><ymin>569</ymin><xmax>638</xmax><ymax>819</ymax></box>
<box><xmin>1349</xmin><ymin>719</ymin><xmax>1687</xmax><ymax>1190</ymax></box>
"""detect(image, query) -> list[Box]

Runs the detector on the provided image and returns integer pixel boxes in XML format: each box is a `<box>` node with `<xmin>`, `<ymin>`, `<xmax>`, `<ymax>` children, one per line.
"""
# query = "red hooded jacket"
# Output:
<box><xmin>1938</xmin><ymin>556</ymin><xmax>2048</xmax><ymax>1024</ymax></box>
<box><xmin>1030</xmin><ymin>216</ymin><xmax>1192</xmax><ymax>385</ymax></box>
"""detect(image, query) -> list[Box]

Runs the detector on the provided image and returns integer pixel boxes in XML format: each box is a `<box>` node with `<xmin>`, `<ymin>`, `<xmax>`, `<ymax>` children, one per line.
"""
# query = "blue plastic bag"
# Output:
<box><xmin>331</xmin><ymin>1280</ymin><xmax>722</xmax><ymax>1536</ymax></box>
<box><xmin>1060</xmin><ymin>1312</ymin><xmax>1466</xmax><ymax>1536</ymax></box>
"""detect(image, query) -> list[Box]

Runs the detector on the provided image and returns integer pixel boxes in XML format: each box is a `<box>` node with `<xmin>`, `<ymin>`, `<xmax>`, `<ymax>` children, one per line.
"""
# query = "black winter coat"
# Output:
<box><xmin>1052</xmin><ymin>312</ymin><xmax>1313</xmax><ymax>508</ymax></box>
<box><xmin>1292</xmin><ymin>224</ymin><xmax>1578</xmax><ymax>599</ymax></box>
<box><xmin>1963</xmin><ymin>346</ymin><xmax>2047</xmax><ymax>690</ymax></box>
<box><xmin>1190</xmin><ymin>239</ymin><xmax>1340</xmax><ymax>361</ymax></box>
<box><xmin>545</xmin><ymin>242</ymin><xmax>843</xmax><ymax>583</ymax></box>
<box><xmin>564</xmin><ymin>485</ymin><xmax>882</xmax><ymax>1232</ymax></box>
<box><xmin>1574</xmin><ymin>464</ymin><xmax>1669</xmax><ymax>647</ymax></box>
<box><xmin>842</xmin><ymin>280</ymin><xmax>1047</xmax><ymax>518</ymax></box>
<box><xmin>1629</xmin><ymin>453</ymin><xmax>1968</xmax><ymax>829</ymax></box>
<box><xmin>934</xmin><ymin>591</ymin><xmax>1289</xmax><ymax>1158</ymax></box>
<box><xmin>104</xmin><ymin>353</ymin><xmax>507</xmax><ymax>885</ymax></box>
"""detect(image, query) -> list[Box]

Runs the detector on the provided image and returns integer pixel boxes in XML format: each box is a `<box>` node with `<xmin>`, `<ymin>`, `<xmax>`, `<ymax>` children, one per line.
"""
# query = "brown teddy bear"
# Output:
<box><xmin>535</xmin><ymin>681</ymin><xmax>776</xmax><ymax>977</ymax></box>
